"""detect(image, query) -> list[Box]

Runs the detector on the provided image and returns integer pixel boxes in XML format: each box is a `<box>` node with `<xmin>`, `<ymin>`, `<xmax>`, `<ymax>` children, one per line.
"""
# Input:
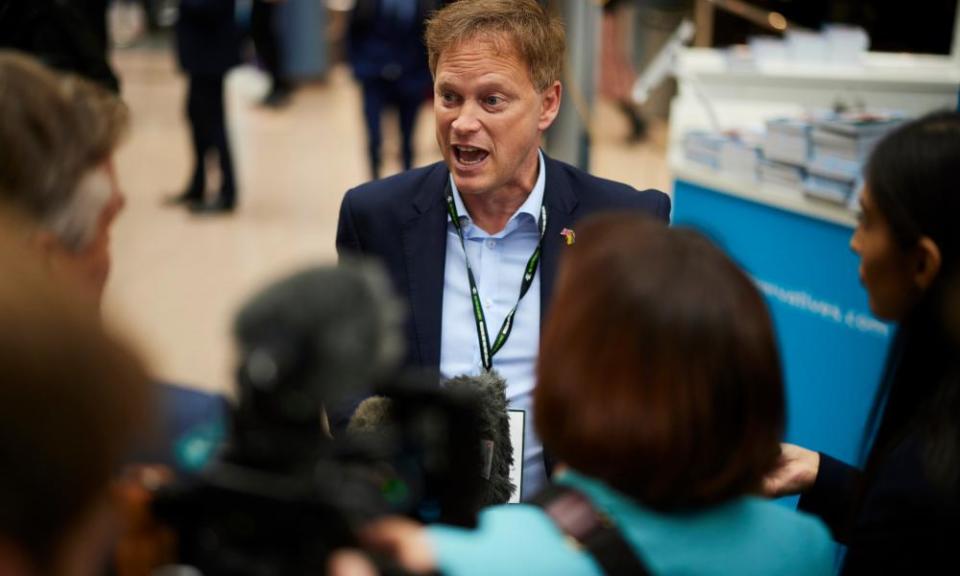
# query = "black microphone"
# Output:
<box><xmin>443</xmin><ymin>371</ymin><xmax>515</xmax><ymax>506</ymax></box>
<box><xmin>346</xmin><ymin>371</ymin><xmax>515</xmax><ymax>507</ymax></box>
<box><xmin>231</xmin><ymin>259</ymin><xmax>405</xmax><ymax>469</ymax></box>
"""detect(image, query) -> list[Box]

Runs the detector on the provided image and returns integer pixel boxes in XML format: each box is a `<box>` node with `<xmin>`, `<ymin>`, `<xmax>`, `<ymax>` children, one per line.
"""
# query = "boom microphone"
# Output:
<box><xmin>232</xmin><ymin>259</ymin><xmax>405</xmax><ymax>468</ymax></box>
<box><xmin>346</xmin><ymin>371</ymin><xmax>515</xmax><ymax>508</ymax></box>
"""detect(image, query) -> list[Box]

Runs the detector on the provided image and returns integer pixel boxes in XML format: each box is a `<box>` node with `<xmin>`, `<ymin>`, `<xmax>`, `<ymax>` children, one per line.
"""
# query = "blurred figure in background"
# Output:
<box><xmin>0</xmin><ymin>210</ymin><xmax>150</xmax><ymax>576</ymax></box>
<box><xmin>0</xmin><ymin>0</ymin><xmax>119</xmax><ymax>91</ymax></box>
<box><xmin>252</xmin><ymin>0</ymin><xmax>292</xmax><ymax>107</ymax></box>
<box><xmin>170</xmin><ymin>0</ymin><xmax>240</xmax><ymax>214</ymax></box>
<box><xmin>599</xmin><ymin>0</ymin><xmax>645</xmax><ymax>143</ymax></box>
<box><xmin>347</xmin><ymin>0</ymin><xmax>437</xmax><ymax>179</ymax></box>
<box><xmin>764</xmin><ymin>111</ymin><xmax>960</xmax><ymax>574</ymax></box>
<box><xmin>334</xmin><ymin>214</ymin><xmax>833</xmax><ymax>576</ymax></box>
<box><xmin>0</xmin><ymin>51</ymin><xmax>226</xmax><ymax>475</ymax></box>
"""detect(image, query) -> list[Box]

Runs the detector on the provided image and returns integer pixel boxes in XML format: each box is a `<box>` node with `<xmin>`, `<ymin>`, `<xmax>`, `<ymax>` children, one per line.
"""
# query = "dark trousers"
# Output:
<box><xmin>251</xmin><ymin>0</ymin><xmax>287</xmax><ymax>92</ymax></box>
<box><xmin>360</xmin><ymin>77</ymin><xmax>423</xmax><ymax>179</ymax></box>
<box><xmin>186</xmin><ymin>74</ymin><xmax>235</xmax><ymax>202</ymax></box>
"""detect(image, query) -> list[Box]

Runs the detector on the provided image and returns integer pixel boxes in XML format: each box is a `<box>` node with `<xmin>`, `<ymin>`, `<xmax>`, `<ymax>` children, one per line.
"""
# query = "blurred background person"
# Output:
<box><xmin>252</xmin><ymin>0</ymin><xmax>292</xmax><ymax>107</ymax></box>
<box><xmin>347</xmin><ymin>0</ymin><xmax>436</xmax><ymax>179</ymax></box>
<box><xmin>0</xmin><ymin>0</ymin><xmax>119</xmax><ymax>91</ymax></box>
<box><xmin>764</xmin><ymin>111</ymin><xmax>960</xmax><ymax>574</ymax></box>
<box><xmin>599</xmin><ymin>0</ymin><xmax>646</xmax><ymax>143</ymax></box>
<box><xmin>336</xmin><ymin>213</ymin><xmax>833</xmax><ymax>576</ymax></box>
<box><xmin>170</xmin><ymin>0</ymin><xmax>241</xmax><ymax>214</ymax></box>
<box><xmin>0</xmin><ymin>210</ymin><xmax>150</xmax><ymax>576</ymax></box>
<box><xmin>0</xmin><ymin>51</ymin><xmax>226</xmax><ymax>474</ymax></box>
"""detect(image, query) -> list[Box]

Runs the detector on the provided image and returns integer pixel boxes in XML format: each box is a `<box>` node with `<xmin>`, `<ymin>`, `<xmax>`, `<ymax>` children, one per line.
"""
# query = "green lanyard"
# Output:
<box><xmin>445</xmin><ymin>183</ymin><xmax>547</xmax><ymax>372</ymax></box>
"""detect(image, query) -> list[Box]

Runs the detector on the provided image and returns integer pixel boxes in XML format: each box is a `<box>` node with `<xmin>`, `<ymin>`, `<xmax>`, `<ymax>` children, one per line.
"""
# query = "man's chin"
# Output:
<box><xmin>450</xmin><ymin>172</ymin><xmax>491</xmax><ymax>197</ymax></box>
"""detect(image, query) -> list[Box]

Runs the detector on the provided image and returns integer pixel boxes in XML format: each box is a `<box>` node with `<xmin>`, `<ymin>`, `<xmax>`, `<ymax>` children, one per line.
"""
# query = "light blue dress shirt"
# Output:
<box><xmin>427</xmin><ymin>469</ymin><xmax>835</xmax><ymax>576</ymax></box>
<box><xmin>440</xmin><ymin>151</ymin><xmax>546</xmax><ymax>501</ymax></box>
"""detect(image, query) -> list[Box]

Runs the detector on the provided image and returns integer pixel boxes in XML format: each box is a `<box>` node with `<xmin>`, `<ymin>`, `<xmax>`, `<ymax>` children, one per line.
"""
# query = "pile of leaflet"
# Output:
<box><xmin>804</xmin><ymin>112</ymin><xmax>905</xmax><ymax>205</ymax></box>
<box><xmin>760</xmin><ymin>118</ymin><xmax>811</xmax><ymax>191</ymax></box>
<box><xmin>683</xmin><ymin>130</ymin><xmax>761</xmax><ymax>178</ymax></box>
<box><xmin>719</xmin><ymin>130</ymin><xmax>762</xmax><ymax>181</ymax></box>
<box><xmin>682</xmin><ymin>130</ymin><xmax>727</xmax><ymax>169</ymax></box>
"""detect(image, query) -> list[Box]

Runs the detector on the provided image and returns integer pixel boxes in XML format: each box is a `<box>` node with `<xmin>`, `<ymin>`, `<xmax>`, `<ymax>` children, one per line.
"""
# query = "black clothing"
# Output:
<box><xmin>0</xmin><ymin>0</ymin><xmax>119</xmax><ymax>91</ymax></box>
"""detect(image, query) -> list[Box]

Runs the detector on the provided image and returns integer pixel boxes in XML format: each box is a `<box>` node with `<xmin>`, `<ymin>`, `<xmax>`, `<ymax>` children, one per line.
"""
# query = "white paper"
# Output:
<box><xmin>508</xmin><ymin>410</ymin><xmax>525</xmax><ymax>504</ymax></box>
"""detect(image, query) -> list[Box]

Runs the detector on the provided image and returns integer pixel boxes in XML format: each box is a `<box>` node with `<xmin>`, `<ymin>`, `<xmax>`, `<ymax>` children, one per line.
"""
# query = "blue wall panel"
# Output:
<box><xmin>673</xmin><ymin>180</ymin><xmax>891</xmax><ymax>467</ymax></box>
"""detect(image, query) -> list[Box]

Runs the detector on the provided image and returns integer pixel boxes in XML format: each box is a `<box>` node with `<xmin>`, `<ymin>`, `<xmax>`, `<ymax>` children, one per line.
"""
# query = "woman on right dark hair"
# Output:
<box><xmin>764</xmin><ymin>110</ymin><xmax>960</xmax><ymax>574</ymax></box>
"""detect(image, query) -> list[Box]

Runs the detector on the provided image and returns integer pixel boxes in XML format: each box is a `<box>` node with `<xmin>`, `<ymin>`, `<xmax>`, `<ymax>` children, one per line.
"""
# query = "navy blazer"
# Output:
<box><xmin>336</xmin><ymin>154</ymin><xmax>671</xmax><ymax>373</ymax></box>
<box><xmin>175</xmin><ymin>0</ymin><xmax>240</xmax><ymax>77</ymax></box>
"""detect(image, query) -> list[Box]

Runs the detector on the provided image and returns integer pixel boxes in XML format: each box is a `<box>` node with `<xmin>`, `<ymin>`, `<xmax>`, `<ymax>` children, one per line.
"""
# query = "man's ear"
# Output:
<box><xmin>30</xmin><ymin>230</ymin><xmax>65</xmax><ymax>265</ymax></box>
<box><xmin>538</xmin><ymin>81</ymin><xmax>562</xmax><ymax>132</ymax></box>
<box><xmin>913</xmin><ymin>236</ymin><xmax>942</xmax><ymax>291</ymax></box>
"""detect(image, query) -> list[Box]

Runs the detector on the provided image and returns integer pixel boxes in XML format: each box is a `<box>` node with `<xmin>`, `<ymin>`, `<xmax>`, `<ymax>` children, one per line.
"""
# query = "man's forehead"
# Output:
<box><xmin>436</xmin><ymin>33</ymin><xmax>530</xmax><ymax>77</ymax></box>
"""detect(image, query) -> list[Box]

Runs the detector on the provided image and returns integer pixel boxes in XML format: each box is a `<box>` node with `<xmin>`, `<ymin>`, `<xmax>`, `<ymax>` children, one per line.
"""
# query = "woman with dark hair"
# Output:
<box><xmin>764</xmin><ymin>111</ymin><xmax>960</xmax><ymax>574</ymax></box>
<box><xmin>333</xmin><ymin>214</ymin><xmax>832</xmax><ymax>576</ymax></box>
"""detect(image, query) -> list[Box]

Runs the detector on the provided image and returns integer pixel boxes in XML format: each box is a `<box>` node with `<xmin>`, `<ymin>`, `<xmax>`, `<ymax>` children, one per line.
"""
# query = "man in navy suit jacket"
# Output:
<box><xmin>336</xmin><ymin>0</ymin><xmax>669</xmax><ymax>499</ymax></box>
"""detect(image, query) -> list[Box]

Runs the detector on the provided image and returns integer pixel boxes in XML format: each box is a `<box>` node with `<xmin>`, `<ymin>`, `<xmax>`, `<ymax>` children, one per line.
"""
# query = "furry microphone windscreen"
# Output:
<box><xmin>444</xmin><ymin>371</ymin><xmax>515</xmax><ymax>506</ymax></box>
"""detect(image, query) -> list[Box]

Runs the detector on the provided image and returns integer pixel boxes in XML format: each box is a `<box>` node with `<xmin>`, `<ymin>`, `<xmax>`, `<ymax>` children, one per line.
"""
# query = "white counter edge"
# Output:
<box><xmin>670</xmin><ymin>153</ymin><xmax>858</xmax><ymax>229</ymax></box>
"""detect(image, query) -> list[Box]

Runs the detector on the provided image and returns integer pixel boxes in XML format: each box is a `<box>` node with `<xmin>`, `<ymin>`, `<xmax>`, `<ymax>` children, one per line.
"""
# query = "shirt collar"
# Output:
<box><xmin>448</xmin><ymin>149</ymin><xmax>546</xmax><ymax>230</ymax></box>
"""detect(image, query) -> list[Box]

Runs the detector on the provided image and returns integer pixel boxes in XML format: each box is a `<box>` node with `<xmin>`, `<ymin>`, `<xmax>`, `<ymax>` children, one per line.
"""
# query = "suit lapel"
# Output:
<box><xmin>540</xmin><ymin>155</ymin><xmax>578</xmax><ymax>322</ymax></box>
<box><xmin>401</xmin><ymin>165</ymin><xmax>450</xmax><ymax>369</ymax></box>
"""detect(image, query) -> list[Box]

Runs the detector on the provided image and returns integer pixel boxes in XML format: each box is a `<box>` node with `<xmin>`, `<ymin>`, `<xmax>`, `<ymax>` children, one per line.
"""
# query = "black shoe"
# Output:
<box><xmin>189</xmin><ymin>197</ymin><xmax>236</xmax><ymax>215</ymax></box>
<box><xmin>163</xmin><ymin>190</ymin><xmax>204</xmax><ymax>207</ymax></box>
<box><xmin>261</xmin><ymin>87</ymin><xmax>291</xmax><ymax>109</ymax></box>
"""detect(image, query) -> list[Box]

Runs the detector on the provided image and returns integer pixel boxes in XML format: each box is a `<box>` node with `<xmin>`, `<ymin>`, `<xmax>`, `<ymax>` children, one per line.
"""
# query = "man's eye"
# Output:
<box><xmin>441</xmin><ymin>92</ymin><xmax>457</xmax><ymax>103</ymax></box>
<box><xmin>484</xmin><ymin>96</ymin><xmax>503</xmax><ymax>106</ymax></box>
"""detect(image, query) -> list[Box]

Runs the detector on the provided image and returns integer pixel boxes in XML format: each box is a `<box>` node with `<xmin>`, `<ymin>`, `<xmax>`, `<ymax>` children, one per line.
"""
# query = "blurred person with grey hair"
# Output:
<box><xmin>0</xmin><ymin>50</ymin><xmax>127</xmax><ymax>307</ymax></box>
<box><xmin>0</xmin><ymin>208</ymin><xmax>150</xmax><ymax>576</ymax></box>
<box><xmin>0</xmin><ymin>50</ymin><xmax>228</xmax><ymax>475</ymax></box>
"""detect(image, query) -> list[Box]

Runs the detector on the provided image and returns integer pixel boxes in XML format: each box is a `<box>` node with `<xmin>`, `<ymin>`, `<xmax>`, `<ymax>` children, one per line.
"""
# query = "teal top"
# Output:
<box><xmin>428</xmin><ymin>470</ymin><xmax>834</xmax><ymax>576</ymax></box>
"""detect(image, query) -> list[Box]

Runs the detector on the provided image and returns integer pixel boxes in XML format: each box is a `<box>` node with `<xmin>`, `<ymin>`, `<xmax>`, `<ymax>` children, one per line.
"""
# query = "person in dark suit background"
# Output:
<box><xmin>251</xmin><ymin>0</ymin><xmax>291</xmax><ymax>107</ymax></box>
<box><xmin>170</xmin><ymin>0</ymin><xmax>240</xmax><ymax>214</ymax></box>
<box><xmin>337</xmin><ymin>0</ymin><xmax>670</xmax><ymax>501</ymax></box>
<box><xmin>347</xmin><ymin>0</ymin><xmax>437</xmax><ymax>179</ymax></box>
<box><xmin>764</xmin><ymin>111</ymin><xmax>960</xmax><ymax>574</ymax></box>
<box><xmin>0</xmin><ymin>0</ymin><xmax>119</xmax><ymax>92</ymax></box>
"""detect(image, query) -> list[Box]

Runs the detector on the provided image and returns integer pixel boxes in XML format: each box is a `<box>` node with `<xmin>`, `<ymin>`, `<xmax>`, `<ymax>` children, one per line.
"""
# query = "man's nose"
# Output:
<box><xmin>451</xmin><ymin>101</ymin><xmax>481</xmax><ymax>134</ymax></box>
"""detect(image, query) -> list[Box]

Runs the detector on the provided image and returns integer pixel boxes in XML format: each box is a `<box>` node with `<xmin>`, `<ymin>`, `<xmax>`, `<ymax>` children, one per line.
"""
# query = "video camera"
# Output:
<box><xmin>151</xmin><ymin>261</ymin><xmax>490</xmax><ymax>575</ymax></box>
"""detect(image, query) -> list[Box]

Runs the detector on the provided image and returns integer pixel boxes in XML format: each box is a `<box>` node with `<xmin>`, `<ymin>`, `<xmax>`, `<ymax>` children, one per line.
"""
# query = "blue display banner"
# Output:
<box><xmin>673</xmin><ymin>180</ymin><xmax>892</xmax><ymax>469</ymax></box>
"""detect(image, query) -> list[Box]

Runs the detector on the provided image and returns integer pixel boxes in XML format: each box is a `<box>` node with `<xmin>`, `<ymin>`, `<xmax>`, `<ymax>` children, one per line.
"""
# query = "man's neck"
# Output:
<box><xmin>461</xmin><ymin>188</ymin><xmax>531</xmax><ymax>234</ymax></box>
<box><xmin>461</xmin><ymin>153</ymin><xmax>540</xmax><ymax>235</ymax></box>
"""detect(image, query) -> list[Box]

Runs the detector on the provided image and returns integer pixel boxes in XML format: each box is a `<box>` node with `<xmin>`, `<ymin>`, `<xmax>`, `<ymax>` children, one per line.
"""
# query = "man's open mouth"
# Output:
<box><xmin>453</xmin><ymin>145</ymin><xmax>489</xmax><ymax>165</ymax></box>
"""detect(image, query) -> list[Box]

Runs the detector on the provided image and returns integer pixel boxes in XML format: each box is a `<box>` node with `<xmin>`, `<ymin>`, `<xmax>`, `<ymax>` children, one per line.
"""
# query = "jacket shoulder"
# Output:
<box><xmin>342</xmin><ymin>162</ymin><xmax>446</xmax><ymax>214</ymax></box>
<box><xmin>550</xmin><ymin>158</ymin><xmax>671</xmax><ymax>221</ymax></box>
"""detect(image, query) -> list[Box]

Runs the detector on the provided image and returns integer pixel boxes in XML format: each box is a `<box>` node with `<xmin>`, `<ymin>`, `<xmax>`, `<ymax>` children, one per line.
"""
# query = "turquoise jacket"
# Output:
<box><xmin>428</xmin><ymin>470</ymin><xmax>834</xmax><ymax>576</ymax></box>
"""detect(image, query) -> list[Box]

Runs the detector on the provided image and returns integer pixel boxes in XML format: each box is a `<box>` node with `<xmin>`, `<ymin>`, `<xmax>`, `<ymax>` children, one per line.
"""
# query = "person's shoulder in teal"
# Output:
<box><xmin>428</xmin><ymin>470</ymin><xmax>834</xmax><ymax>576</ymax></box>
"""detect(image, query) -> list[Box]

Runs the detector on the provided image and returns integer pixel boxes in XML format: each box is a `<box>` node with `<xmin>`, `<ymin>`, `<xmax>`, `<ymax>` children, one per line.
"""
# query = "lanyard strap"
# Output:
<box><xmin>445</xmin><ymin>184</ymin><xmax>547</xmax><ymax>372</ymax></box>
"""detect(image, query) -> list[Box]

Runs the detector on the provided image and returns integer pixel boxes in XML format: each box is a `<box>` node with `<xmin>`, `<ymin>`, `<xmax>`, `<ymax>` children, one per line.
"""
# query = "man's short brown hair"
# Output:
<box><xmin>424</xmin><ymin>0</ymin><xmax>565</xmax><ymax>92</ymax></box>
<box><xmin>536</xmin><ymin>214</ymin><xmax>785</xmax><ymax>510</ymax></box>
<box><xmin>0</xmin><ymin>51</ymin><xmax>128</xmax><ymax>249</ymax></box>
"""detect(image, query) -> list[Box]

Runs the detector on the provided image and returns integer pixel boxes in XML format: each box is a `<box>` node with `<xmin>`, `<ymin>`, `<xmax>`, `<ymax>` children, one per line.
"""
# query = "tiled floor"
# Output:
<box><xmin>105</xmin><ymin>44</ymin><xmax>671</xmax><ymax>396</ymax></box>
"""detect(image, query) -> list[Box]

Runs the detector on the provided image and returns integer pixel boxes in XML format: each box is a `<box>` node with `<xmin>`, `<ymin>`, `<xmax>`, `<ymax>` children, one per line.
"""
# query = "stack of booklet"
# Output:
<box><xmin>803</xmin><ymin>112</ymin><xmax>905</xmax><ymax>204</ymax></box>
<box><xmin>761</xmin><ymin>118</ymin><xmax>811</xmax><ymax>190</ymax></box>
<box><xmin>683</xmin><ymin>130</ymin><xmax>761</xmax><ymax>178</ymax></box>
<box><xmin>682</xmin><ymin>130</ymin><xmax>726</xmax><ymax>170</ymax></box>
<box><xmin>719</xmin><ymin>130</ymin><xmax>762</xmax><ymax>181</ymax></box>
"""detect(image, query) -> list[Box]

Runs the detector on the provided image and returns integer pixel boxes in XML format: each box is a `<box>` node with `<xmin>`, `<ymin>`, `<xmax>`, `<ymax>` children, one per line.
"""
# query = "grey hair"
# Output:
<box><xmin>0</xmin><ymin>52</ymin><xmax>128</xmax><ymax>250</ymax></box>
<box><xmin>43</xmin><ymin>166</ymin><xmax>114</xmax><ymax>251</ymax></box>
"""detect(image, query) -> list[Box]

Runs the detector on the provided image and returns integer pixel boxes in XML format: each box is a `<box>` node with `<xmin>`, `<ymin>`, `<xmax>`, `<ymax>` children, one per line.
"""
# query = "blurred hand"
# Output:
<box><xmin>328</xmin><ymin>550</ymin><xmax>381</xmax><ymax>576</ymax></box>
<box><xmin>360</xmin><ymin>517</ymin><xmax>436</xmax><ymax>574</ymax></box>
<box><xmin>112</xmin><ymin>465</ymin><xmax>176</xmax><ymax>576</ymax></box>
<box><xmin>762</xmin><ymin>443</ymin><xmax>821</xmax><ymax>498</ymax></box>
